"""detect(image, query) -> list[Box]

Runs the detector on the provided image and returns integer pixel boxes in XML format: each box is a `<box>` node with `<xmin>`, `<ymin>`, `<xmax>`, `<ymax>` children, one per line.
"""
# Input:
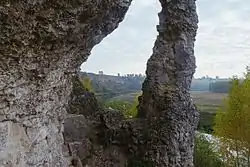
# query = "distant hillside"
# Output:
<box><xmin>79</xmin><ymin>72</ymin><xmax>145</xmax><ymax>101</ymax></box>
<box><xmin>79</xmin><ymin>72</ymin><xmax>230</xmax><ymax>134</ymax></box>
<box><xmin>79</xmin><ymin>72</ymin><xmax>230</xmax><ymax>101</ymax></box>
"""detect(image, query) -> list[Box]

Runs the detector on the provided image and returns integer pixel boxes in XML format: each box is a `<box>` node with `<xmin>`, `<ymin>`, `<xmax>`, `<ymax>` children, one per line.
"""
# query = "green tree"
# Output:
<box><xmin>104</xmin><ymin>100</ymin><xmax>132</xmax><ymax>114</ymax></box>
<box><xmin>125</xmin><ymin>93</ymin><xmax>141</xmax><ymax>118</ymax></box>
<box><xmin>194</xmin><ymin>134</ymin><xmax>224</xmax><ymax>167</ymax></box>
<box><xmin>81</xmin><ymin>77</ymin><xmax>94</xmax><ymax>92</ymax></box>
<box><xmin>104</xmin><ymin>93</ymin><xmax>141</xmax><ymax>118</ymax></box>
<box><xmin>214</xmin><ymin>68</ymin><xmax>250</xmax><ymax>166</ymax></box>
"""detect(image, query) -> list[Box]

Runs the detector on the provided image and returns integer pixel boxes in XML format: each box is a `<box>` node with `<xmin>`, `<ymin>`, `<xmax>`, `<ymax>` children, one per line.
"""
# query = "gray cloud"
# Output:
<box><xmin>195</xmin><ymin>0</ymin><xmax>250</xmax><ymax>77</ymax></box>
<box><xmin>82</xmin><ymin>0</ymin><xmax>250</xmax><ymax>78</ymax></box>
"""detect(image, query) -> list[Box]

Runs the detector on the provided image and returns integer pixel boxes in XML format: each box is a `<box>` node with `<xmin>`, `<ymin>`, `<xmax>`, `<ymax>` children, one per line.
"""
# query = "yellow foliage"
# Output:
<box><xmin>81</xmin><ymin>77</ymin><xmax>94</xmax><ymax>92</ymax></box>
<box><xmin>214</xmin><ymin>73</ymin><xmax>250</xmax><ymax>166</ymax></box>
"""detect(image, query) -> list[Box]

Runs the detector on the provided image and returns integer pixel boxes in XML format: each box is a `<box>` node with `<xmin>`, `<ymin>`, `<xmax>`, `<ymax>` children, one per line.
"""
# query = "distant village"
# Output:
<box><xmin>85</xmin><ymin>70</ymin><xmax>230</xmax><ymax>81</ymax></box>
<box><xmin>81</xmin><ymin>71</ymin><xmax>231</xmax><ymax>93</ymax></box>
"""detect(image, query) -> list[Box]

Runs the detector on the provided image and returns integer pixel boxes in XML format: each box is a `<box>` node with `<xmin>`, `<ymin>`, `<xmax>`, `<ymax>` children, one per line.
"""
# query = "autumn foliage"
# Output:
<box><xmin>214</xmin><ymin>68</ymin><xmax>250</xmax><ymax>166</ymax></box>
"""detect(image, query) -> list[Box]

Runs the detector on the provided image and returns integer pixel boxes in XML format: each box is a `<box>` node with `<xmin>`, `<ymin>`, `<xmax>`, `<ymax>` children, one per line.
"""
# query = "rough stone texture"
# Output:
<box><xmin>138</xmin><ymin>0</ymin><xmax>200</xmax><ymax>166</ymax></box>
<box><xmin>65</xmin><ymin>0</ymin><xmax>200</xmax><ymax>165</ymax></box>
<box><xmin>66</xmin><ymin>100</ymin><xmax>144</xmax><ymax>167</ymax></box>
<box><xmin>0</xmin><ymin>0</ymin><xmax>132</xmax><ymax>166</ymax></box>
<box><xmin>68</xmin><ymin>76</ymin><xmax>100</xmax><ymax>116</ymax></box>
<box><xmin>1</xmin><ymin>0</ymin><xmax>200</xmax><ymax>166</ymax></box>
<box><xmin>64</xmin><ymin>78</ymin><xmax>148</xmax><ymax>167</ymax></box>
<box><xmin>64</xmin><ymin>113</ymin><xmax>128</xmax><ymax>167</ymax></box>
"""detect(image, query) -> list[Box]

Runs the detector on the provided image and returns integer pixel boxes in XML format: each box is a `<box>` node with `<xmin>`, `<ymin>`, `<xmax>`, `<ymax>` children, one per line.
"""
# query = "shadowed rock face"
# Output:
<box><xmin>138</xmin><ymin>0</ymin><xmax>199</xmax><ymax>166</ymax></box>
<box><xmin>0</xmin><ymin>0</ymin><xmax>199</xmax><ymax>166</ymax></box>
<box><xmin>68</xmin><ymin>76</ymin><xmax>100</xmax><ymax>116</ymax></box>
<box><xmin>0</xmin><ymin>0</ymin><xmax>131</xmax><ymax>166</ymax></box>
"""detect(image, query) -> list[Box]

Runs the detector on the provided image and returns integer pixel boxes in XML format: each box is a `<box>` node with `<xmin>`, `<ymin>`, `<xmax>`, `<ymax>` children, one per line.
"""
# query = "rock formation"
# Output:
<box><xmin>0</xmin><ymin>0</ymin><xmax>199</xmax><ymax>166</ymax></box>
<box><xmin>0</xmin><ymin>0</ymin><xmax>132</xmax><ymax>166</ymax></box>
<box><xmin>138</xmin><ymin>0</ymin><xmax>199</xmax><ymax>166</ymax></box>
<box><xmin>64</xmin><ymin>76</ymin><xmax>144</xmax><ymax>166</ymax></box>
<box><xmin>68</xmin><ymin>76</ymin><xmax>100</xmax><ymax>116</ymax></box>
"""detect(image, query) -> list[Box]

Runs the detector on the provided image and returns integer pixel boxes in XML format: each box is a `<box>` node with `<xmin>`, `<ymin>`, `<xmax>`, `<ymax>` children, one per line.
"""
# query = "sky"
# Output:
<box><xmin>81</xmin><ymin>0</ymin><xmax>250</xmax><ymax>78</ymax></box>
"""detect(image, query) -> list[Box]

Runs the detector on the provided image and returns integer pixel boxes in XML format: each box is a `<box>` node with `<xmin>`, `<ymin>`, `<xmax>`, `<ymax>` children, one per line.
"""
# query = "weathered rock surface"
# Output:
<box><xmin>138</xmin><ymin>0</ymin><xmax>200</xmax><ymax>166</ymax></box>
<box><xmin>64</xmin><ymin>76</ymin><xmax>148</xmax><ymax>166</ymax></box>
<box><xmin>68</xmin><ymin>76</ymin><xmax>100</xmax><ymax>116</ymax></box>
<box><xmin>1</xmin><ymin>0</ymin><xmax>199</xmax><ymax>166</ymax></box>
<box><xmin>0</xmin><ymin>0</ymin><xmax>132</xmax><ymax>166</ymax></box>
<box><xmin>63</xmin><ymin>111</ymin><xmax>148</xmax><ymax>167</ymax></box>
<box><xmin>64</xmin><ymin>113</ymin><xmax>125</xmax><ymax>167</ymax></box>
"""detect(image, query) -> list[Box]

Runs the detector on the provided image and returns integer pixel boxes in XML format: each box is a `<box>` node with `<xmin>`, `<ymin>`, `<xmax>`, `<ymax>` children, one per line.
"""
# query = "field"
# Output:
<box><xmin>191</xmin><ymin>91</ymin><xmax>227</xmax><ymax>107</ymax></box>
<box><xmin>110</xmin><ymin>91</ymin><xmax>227</xmax><ymax>133</ymax></box>
<box><xmin>190</xmin><ymin>91</ymin><xmax>227</xmax><ymax>133</ymax></box>
<box><xmin>190</xmin><ymin>91</ymin><xmax>227</xmax><ymax>113</ymax></box>
<box><xmin>111</xmin><ymin>91</ymin><xmax>227</xmax><ymax>111</ymax></box>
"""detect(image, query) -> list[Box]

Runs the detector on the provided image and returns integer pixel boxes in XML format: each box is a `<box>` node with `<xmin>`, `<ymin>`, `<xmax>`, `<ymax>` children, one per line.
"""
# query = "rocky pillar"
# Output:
<box><xmin>0</xmin><ymin>0</ymin><xmax>131</xmax><ymax>166</ymax></box>
<box><xmin>138</xmin><ymin>0</ymin><xmax>199</xmax><ymax>166</ymax></box>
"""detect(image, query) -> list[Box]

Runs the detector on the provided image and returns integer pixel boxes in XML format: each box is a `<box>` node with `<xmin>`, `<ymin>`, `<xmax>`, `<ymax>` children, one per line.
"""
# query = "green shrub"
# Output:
<box><xmin>194</xmin><ymin>134</ymin><xmax>224</xmax><ymax>167</ymax></box>
<box><xmin>197</xmin><ymin>111</ymin><xmax>216</xmax><ymax>134</ymax></box>
<box><xmin>125</xmin><ymin>94</ymin><xmax>140</xmax><ymax>118</ymax></box>
<box><xmin>104</xmin><ymin>100</ymin><xmax>132</xmax><ymax>114</ymax></box>
<box><xmin>81</xmin><ymin>77</ymin><xmax>94</xmax><ymax>92</ymax></box>
<box><xmin>104</xmin><ymin>93</ymin><xmax>141</xmax><ymax>118</ymax></box>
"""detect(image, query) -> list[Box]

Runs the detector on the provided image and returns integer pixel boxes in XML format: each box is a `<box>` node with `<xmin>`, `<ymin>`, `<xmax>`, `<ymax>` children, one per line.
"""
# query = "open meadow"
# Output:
<box><xmin>190</xmin><ymin>91</ymin><xmax>227</xmax><ymax>133</ymax></box>
<box><xmin>110</xmin><ymin>91</ymin><xmax>228</xmax><ymax>133</ymax></box>
<box><xmin>191</xmin><ymin>91</ymin><xmax>227</xmax><ymax>107</ymax></box>
<box><xmin>111</xmin><ymin>91</ymin><xmax>227</xmax><ymax>111</ymax></box>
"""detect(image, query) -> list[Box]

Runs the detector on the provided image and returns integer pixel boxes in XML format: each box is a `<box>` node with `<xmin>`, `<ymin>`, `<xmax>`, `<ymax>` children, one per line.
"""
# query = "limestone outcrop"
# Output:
<box><xmin>0</xmin><ymin>0</ymin><xmax>199</xmax><ymax>166</ymax></box>
<box><xmin>68</xmin><ymin>76</ymin><xmax>100</xmax><ymax>116</ymax></box>
<box><xmin>138</xmin><ymin>0</ymin><xmax>199</xmax><ymax>166</ymax></box>
<box><xmin>0</xmin><ymin>0</ymin><xmax>131</xmax><ymax>166</ymax></box>
<box><xmin>65</xmin><ymin>76</ymin><xmax>146</xmax><ymax>166</ymax></box>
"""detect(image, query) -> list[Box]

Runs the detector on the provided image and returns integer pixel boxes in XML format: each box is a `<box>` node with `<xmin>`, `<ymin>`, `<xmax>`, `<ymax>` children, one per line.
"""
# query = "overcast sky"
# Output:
<box><xmin>81</xmin><ymin>0</ymin><xmax>250</xmax><ymax>78</ymax></box>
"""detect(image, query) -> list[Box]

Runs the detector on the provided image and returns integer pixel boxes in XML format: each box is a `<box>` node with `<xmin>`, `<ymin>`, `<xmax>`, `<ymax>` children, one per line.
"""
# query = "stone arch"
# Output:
<box><xmin>0</xmin><ymin>0</ymin><xmax>198</xmax><ymax>166</ymax></box>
